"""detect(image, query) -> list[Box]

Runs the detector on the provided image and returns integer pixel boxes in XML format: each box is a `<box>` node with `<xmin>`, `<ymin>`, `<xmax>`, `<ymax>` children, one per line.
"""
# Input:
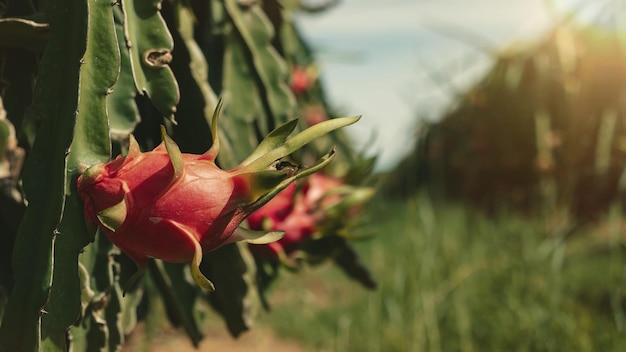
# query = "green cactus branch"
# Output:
<box><xmin>202</xmin><ymin>242</ymin><xmax>260</xmax><ymax>338</ymax></box>
<box><xmin>162</xmin><ymin>2</ymin><xmax>215</xmax><ymax>154</ymax></box>
<box><xmin>0</xmin><ymin>0</ymin><xmax>118</xmax><ymax>349</ymax></box>
<box><xmin>122</xmin><ymin>0</ymin><xmax>180</xmax><ymax>118</ymax></box>
<box><xmin>216</xmin><ymin>0</ymin><xmax>299</xmax><ymax>170</ymax></box>
<box><xmin>108</xmin><ymin>6</ymin><xmax>141</xmax><ymax>141</ymax></box>
<box><xmin>223</xmin><ymin>0</ymin><xmax>296</xmax><ymax>131</ymax></box>
<box><xmin>220</xmin><ymin>33</ymin><xmax>267</xmax><ymax>162</ymax></box>
<box><xmin>41</xmin><ymin>0</ymin><xmax>118</xmax><ymax>349</ymax></box>
<box><xmin>149</xmin><ymin>260</ymin><xmax>204</xmax><ymax>347</ymax></box>
<box><xmin>72</xmin><ymin>234</ymin><xmax>124</xmax><ymax>351</ymax></box>
<box><xmin>0</xmin><ymin>0</ymin><xmax>91</xmax><ymax>349</ymax></box>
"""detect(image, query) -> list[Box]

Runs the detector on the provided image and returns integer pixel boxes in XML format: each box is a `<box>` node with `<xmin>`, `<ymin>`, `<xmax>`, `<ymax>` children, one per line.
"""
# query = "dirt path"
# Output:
<box><xmin>121</xmin><ymin>322</ymin><xmax>303</xmax><ymax>352</ymax></box>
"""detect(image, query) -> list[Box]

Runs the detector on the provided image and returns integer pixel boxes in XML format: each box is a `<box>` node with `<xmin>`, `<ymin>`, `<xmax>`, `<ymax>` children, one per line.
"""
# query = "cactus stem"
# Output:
<box><xmin>123</xmin><ymin>268</ymin><xmax>145</xmax><ymax>297</ymax></box>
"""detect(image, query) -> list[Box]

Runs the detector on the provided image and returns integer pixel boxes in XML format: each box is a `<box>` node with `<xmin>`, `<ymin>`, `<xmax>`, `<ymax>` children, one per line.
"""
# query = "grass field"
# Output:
<box><xmin>258</xmin><ymin>193</ymin><xmax>626</xmax><ymax>351</ymax></box>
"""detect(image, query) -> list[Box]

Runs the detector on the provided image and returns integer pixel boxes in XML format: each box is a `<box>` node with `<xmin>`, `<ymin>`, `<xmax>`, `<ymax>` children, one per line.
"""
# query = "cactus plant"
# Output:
<box><xmin>0</xmin><ymin>0</ymin><xmax>376</xmax><ymax>350</ymax></box>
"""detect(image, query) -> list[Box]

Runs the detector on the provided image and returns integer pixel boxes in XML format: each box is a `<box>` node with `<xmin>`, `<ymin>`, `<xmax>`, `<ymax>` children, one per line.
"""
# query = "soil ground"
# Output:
<box><xmin>121</xmin><ymin>323</ymin><xmax>303</xmax><ymax>352</ymax></box>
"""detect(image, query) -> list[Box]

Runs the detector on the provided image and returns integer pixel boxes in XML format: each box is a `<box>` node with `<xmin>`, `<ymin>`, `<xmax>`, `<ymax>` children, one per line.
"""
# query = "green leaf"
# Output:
<box><xmin>122</xmin><ymin>0</ymin><xmax>179</xmax><ymax>117</ymax></box>
<box><xmin>241</xmin><ymin>116</ymin><xmax>360</xmax><ymax>172</ymax></box>
<box><xmin>239</xmin><ymin>119</ymin><xmax>298</xmax><ymax>166</ymax></box>
<box><xmin>232</xmin><ymin>227</ymin><xmax>285</xmax><ymax>244</ymax></box>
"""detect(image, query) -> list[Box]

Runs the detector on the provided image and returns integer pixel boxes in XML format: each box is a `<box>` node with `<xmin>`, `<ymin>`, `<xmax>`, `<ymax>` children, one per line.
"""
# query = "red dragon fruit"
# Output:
<box><xmin>290</xmin><ymin>65</ymin><xmax>317</xmax><ymax>95</ymax></box>
<box><xmin>77</xmin><ymin>103</ymin><xmax>360</xmax><ymax>290</ymax></box>
<box><xmin>247</xmin><ymin>183</ymin><xmax>315</xmax><ymax>261</ymax></box>
<box><xmin>247</xmin><ymin>172</ymin><xmax>374</xmax><ymax>263</ymax></box>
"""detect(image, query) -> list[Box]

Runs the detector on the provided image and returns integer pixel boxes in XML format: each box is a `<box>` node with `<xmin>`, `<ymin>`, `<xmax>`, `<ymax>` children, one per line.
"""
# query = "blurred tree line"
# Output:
<box><xmin>387</xmin><ymin>18</ymin><xmax>626</xmax><ymax>221</ymax></box>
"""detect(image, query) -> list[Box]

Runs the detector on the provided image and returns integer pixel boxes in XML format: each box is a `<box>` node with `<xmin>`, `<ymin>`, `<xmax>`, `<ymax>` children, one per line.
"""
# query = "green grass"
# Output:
<box><xmin>259</xmin><ymin>194</ymin><xmax>626</xmax><ymax>351</ymax></box>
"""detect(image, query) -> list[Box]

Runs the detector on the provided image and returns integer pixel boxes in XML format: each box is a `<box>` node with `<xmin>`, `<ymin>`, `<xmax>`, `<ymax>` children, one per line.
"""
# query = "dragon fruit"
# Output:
<box><xmin>77</xmin><ymin>103</ymin><xmax>359</xmax><ymax>290</ymax></box>
<box><xmin>247</xmin><ymin>173</ymin><xmax>374</xmax><ymax>263</ymax></box>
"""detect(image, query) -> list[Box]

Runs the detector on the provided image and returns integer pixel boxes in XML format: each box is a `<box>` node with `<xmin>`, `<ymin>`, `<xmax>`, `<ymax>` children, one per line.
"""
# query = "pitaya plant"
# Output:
<box><xmin>0</xmin><ymin>0</ymin><xmax>376</xmax><ymax>350</ymax></box>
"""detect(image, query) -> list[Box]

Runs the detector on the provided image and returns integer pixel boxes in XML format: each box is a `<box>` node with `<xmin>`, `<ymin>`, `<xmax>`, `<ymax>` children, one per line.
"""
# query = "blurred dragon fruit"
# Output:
<box><xmin>247</xmin><ymin>173</ymin><xmax>375</xmax><ymax>263</ymax></box>
<box><xmin>290</xmin><ymin>65</ymin><xmax>317</xmax><ymax>95</ymax></box>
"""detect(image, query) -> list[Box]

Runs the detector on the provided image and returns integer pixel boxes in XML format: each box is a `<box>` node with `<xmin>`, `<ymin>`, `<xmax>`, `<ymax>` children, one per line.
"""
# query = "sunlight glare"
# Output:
<box><xmin>550</xmin><ymin>0</ymin><xmax>626</xmax><ymax>31</ymax></box>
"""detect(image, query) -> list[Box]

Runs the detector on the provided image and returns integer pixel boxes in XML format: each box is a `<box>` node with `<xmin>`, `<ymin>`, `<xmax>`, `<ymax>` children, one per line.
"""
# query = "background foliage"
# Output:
<box><xmin>387</xmin><ymin>20</ymin><xmax>626</xmax><ymax>222</ymax></box>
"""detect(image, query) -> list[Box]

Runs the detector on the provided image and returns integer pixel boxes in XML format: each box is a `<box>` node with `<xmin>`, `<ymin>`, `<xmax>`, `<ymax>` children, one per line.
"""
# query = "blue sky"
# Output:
<box><xmin>295</xmin><ymin>0</ymin><xmax>567</xmax><ymax>170</ymax></box>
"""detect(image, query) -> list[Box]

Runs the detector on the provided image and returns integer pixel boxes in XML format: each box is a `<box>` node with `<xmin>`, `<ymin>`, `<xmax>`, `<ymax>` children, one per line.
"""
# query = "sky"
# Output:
<box><xmin>294</xmin><ymin>0</ymin><xmax>580</xmax><ymax>170</ymax></box>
